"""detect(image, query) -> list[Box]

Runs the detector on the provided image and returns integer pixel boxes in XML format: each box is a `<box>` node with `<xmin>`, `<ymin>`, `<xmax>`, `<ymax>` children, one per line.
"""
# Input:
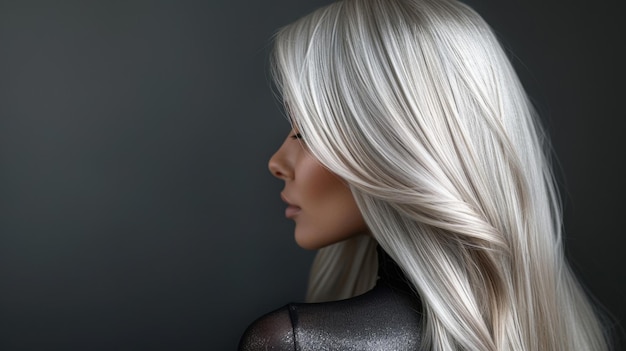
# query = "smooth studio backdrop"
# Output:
<box><xmin>0</xmin><ymin>0</ymin><xmax>623</xmax><ymax>349</ymax></box>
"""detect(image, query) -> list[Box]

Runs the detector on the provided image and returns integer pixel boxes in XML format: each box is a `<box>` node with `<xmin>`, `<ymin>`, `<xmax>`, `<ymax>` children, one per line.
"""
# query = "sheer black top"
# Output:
<box><xmin>238</xmin><ymin>247</ymin><xmax>423</xmax><ymax>350</ymax></box>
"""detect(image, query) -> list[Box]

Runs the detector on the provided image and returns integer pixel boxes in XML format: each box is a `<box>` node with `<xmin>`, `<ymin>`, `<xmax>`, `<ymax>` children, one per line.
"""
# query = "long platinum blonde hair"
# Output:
<box><xmin>270</xmin><ymin>0</ymin><xmax>609</xmax><ymax>350</ymax></box>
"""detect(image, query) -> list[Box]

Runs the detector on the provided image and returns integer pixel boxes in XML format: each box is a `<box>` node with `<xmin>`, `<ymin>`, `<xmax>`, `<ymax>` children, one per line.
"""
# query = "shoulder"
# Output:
<box><xmin>291</xmin><ymin>284</ymin><xmax>422</xmax><ymax>350</ymax></box>
<box><xmin>238</xmin><ymin>305</ymin><xmax>296</xmax><ymax>351</ymax></box>
<box><xmin>239</xmin><ymin>283</ymin><xmax>422</xmax><ymax>350</ymax></box>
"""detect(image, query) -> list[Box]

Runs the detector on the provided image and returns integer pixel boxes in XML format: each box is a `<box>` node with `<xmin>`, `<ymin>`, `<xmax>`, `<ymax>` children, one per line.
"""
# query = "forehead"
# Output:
<box><xmin>281</xmin><ymin>97</ymin><xmax>311</xmax><ymax>133</ymax></box>
<box><xmin>283</xmin><ymin>100</ymin><xmax>297</xmax><ymax>127</ymax></box>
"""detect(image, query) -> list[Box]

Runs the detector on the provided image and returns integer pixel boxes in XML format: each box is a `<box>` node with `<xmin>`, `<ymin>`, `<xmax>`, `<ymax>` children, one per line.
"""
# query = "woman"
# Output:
<box><xmin>240</xmin><ymin>0</ymin><xmax>609</xmax><ymax>349</ymax></box>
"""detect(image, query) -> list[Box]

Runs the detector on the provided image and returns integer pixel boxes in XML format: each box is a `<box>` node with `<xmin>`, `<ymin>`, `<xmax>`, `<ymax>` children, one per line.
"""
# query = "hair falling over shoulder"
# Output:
<box><xmin>270</xmin><ymin>0</ymin><xmax>611</xmax><ymax>349</ymax></box>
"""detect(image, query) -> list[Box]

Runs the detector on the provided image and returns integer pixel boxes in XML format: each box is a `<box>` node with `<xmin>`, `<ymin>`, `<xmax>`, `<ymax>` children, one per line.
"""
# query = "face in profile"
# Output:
<box><xmin>268</xmin><ymin>129</ymin><xmax>368</xmax><ymax>249</ymax></box>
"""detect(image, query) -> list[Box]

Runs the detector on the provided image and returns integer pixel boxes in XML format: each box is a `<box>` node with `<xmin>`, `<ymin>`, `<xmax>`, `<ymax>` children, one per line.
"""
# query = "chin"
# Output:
<box><xmin>294</xmin><ymin>229</ymin><xmax>361</xmax><ymax>250</ymax></box>
<box><xmin>294</xmin><ymin>229</ymin><xmax>334</xmax><ymax>250</ymax></box>
<box><xmin>294</xmin><ymin>235</ymin><xmax>324</xmax><ymax>250</ymax></box>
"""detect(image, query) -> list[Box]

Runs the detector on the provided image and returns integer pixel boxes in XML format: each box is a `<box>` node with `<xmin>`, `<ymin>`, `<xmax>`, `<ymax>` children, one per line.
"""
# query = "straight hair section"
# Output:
<box><xmin>271</xmin><ymin>0</ymin><xmax>610</xmax><ymax>350</ymax></box>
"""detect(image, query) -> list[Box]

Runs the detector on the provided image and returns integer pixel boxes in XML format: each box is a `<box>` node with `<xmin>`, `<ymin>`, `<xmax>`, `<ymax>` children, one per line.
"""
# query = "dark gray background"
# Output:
<box><xmin>0</xmin><ymin>0</ymin><xmax>623</xmax><ymax>349</ymax></box>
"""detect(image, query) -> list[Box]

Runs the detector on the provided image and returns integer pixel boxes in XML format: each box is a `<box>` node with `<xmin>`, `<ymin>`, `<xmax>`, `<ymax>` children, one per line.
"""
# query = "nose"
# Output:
<box><xmin>268</xmin><ymin>140</ymin><xmax>293</xmax><ymax>180</ymax></box>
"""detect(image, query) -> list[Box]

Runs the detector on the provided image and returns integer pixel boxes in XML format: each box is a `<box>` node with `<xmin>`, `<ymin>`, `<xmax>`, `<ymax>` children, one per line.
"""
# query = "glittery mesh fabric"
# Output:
<box><xmin>238</xmin><ymin>247</ymin><xmax>423</xmax><ymax>350</ymax></box>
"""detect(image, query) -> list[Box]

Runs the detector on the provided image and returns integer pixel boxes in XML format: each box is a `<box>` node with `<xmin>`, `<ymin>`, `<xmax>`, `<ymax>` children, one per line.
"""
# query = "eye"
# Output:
<box><xmin>291</xmin><ymin>133</ymin><xmax>303</xmax><ymax>140</ymax></box>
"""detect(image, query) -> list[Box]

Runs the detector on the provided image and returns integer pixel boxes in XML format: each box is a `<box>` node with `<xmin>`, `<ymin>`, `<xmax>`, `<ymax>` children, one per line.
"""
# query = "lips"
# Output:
<box><xmin>281</xmin><ymin>193</ymin><xmax>301</xmax><ymax>218</ymax></box>
<box><xmin>285</xmin><ymin>205</ymin><xmax>301</xmax><ymax>218</ymax></box>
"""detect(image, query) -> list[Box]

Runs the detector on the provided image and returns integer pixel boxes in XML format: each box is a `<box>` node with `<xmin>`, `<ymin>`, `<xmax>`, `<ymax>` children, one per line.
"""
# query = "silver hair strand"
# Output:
<box><xmin>271</xmin><ymin>0</ymin><xmax>610</xmax><ymax>350</ymax></box>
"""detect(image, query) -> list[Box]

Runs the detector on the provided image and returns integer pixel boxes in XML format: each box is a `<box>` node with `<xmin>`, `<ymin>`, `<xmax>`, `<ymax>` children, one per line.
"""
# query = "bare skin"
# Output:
<box><xmin>268</xmin><ymin>129</ymin><xmax>368</xmax><ymax>249</ymax></box>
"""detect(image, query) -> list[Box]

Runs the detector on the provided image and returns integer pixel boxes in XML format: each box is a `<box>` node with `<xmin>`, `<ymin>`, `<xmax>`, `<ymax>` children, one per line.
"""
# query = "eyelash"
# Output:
<box><xmin>291</xmin><ymin>133</ymin><xmax>303</xmax><ymax>139</ymax></box>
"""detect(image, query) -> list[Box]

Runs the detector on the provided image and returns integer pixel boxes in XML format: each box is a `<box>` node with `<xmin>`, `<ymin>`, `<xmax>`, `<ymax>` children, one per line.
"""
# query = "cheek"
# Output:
<box><xmin>294</xmin><ymin>157</ymin><xmax>368</xmax><ymax>249</ymax></box>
